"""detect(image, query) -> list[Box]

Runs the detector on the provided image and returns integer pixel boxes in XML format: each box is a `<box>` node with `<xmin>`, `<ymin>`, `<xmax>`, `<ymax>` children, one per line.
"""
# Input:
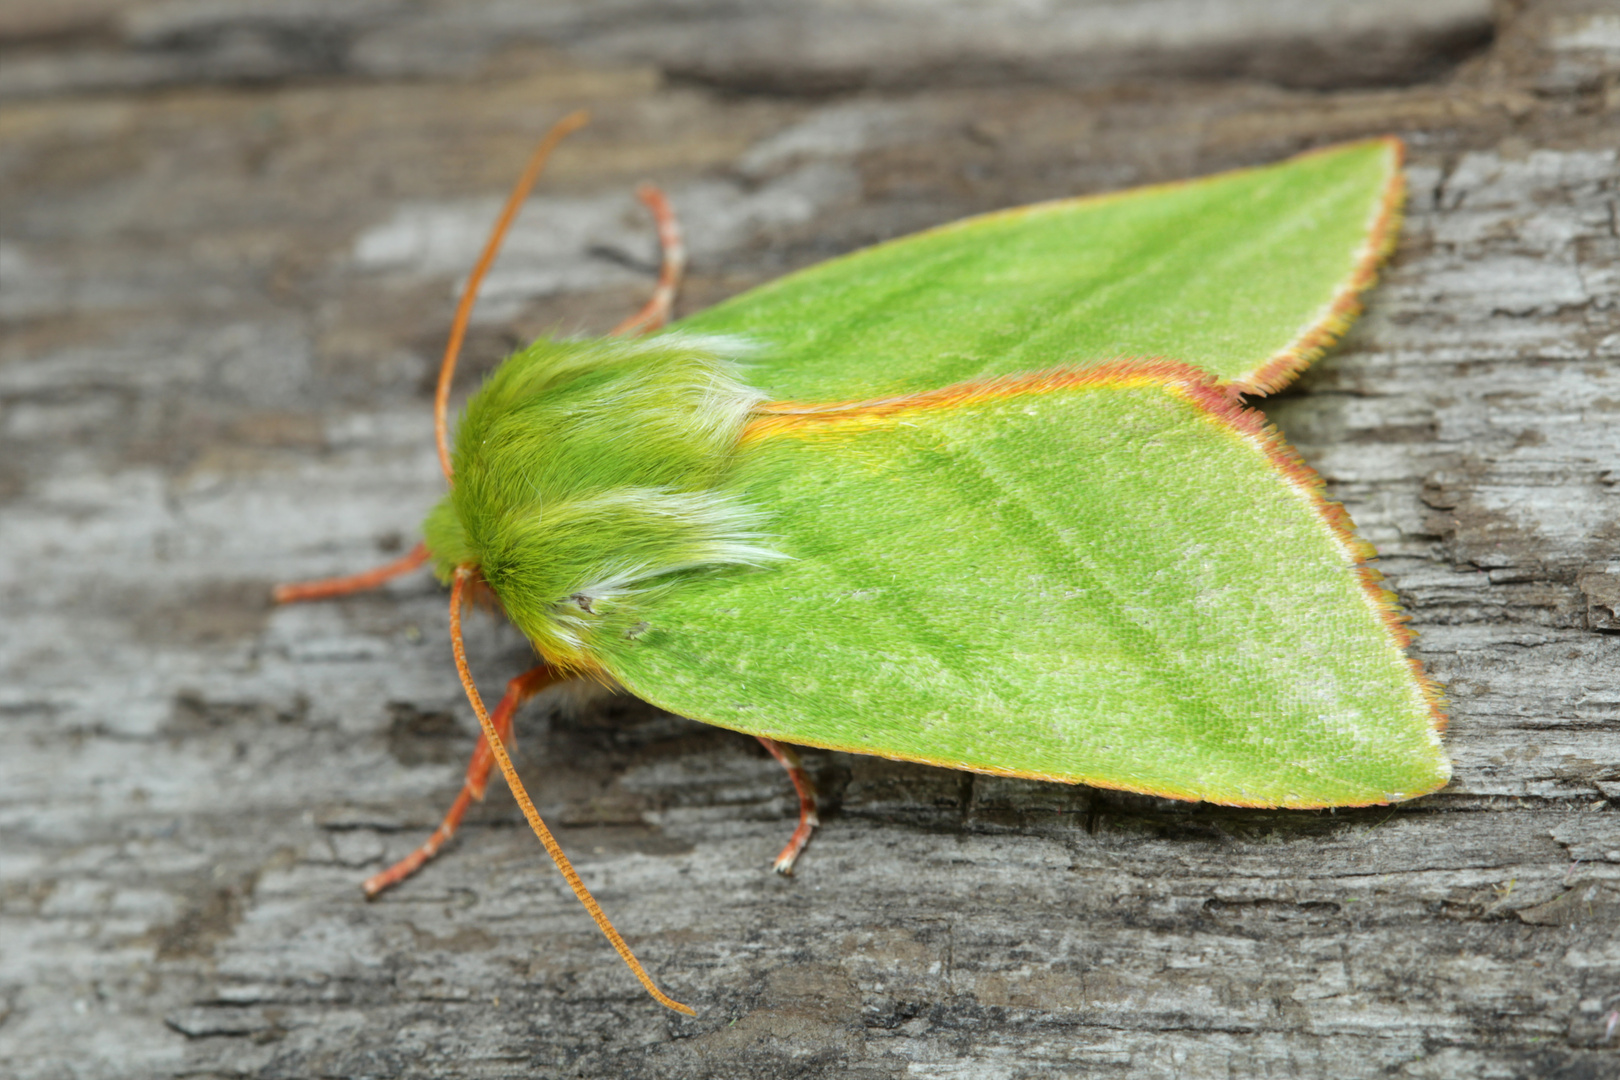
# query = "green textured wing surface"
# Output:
<box><xmin>673</xmin><ymin>139</ymin><xmax>1401</xmax><ymax>399</ymax></box>
<box><xmin>596</xmin><ymin>374</ymin><xmax>1446</xmax><ymax>807</ymax></box>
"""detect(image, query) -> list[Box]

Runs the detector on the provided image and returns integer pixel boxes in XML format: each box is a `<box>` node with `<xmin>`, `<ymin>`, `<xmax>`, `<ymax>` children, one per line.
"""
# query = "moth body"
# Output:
<box><xmin>423</xmin><ymin>335</ymin><xmax>782</xmax><ymax>670</ymax></box>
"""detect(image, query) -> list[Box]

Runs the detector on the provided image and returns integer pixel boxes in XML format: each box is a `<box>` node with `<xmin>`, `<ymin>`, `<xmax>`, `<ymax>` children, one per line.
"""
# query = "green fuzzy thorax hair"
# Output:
<box><xmin>423</xmin><ymin>335</ymin><xmax>784</xmax><ymax>670</ymax></box>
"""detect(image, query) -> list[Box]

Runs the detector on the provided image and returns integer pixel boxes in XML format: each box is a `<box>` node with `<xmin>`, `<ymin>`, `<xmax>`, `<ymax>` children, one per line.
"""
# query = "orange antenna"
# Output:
<box><xmin>448</xmin><ymin>570</ymin><xmax>696</xmax><ymax>1016</ymax></box>
<box><xmin>610</xmin><ymin>184</ymin><xmax>686</xmax><ymax>337</ymax></box>
<box><xmin>435</xmin><ymin>109</ymin><xmax>591</xmax><ymax>482</ymax></box>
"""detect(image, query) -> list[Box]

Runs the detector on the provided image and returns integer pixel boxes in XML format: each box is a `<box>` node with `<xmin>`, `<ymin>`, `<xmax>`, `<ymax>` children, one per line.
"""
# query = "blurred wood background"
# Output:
<box><xmin>2</xmin><ymin>2</ymin><xmax>1617</xmax><ymax>1077</ymax></box>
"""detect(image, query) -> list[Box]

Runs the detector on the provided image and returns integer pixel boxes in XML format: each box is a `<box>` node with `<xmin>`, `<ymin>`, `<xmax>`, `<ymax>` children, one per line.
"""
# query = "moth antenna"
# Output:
<box><xmin>435</xmin><ymin>109</ymin><xmax>591</xmax><ymax>482</ymax></box>
<box><xmin>448</xmin><ymin>571</ymin><xmax>696</xmax><ymax>1016</ymax></box>
<box><xmin>609</xmin><ymin>184</ymin><xmax>686</xmax><ymax>337</ymax></box>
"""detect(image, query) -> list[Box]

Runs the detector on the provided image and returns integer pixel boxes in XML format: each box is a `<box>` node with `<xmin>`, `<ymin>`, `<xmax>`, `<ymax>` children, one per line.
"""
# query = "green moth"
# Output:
<box><xmin>282</xmin><ymin>124</ymin><xmax>1447</xmax><ymax>1013</ymax></box>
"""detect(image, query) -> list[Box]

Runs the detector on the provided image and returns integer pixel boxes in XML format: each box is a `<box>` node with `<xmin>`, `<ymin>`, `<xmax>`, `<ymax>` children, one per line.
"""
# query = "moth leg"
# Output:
<box><xmin>609</xmin><ymin>184</ymin><xmax>686</xmax><ymax>337</ymax></box>
<box><xmin>272</xmin><ymin>542</ymin><xmax>430</xmax><ymax>604</ymax></box>
<box><xmin>756</xmin><ymin>736</ymin><xmax>820</xmax><ymax>876</ymax></box>
<box><xmin>363</xmin><ymin>663</ymin><xmax>560</xmax><ymax>897</ymax></box>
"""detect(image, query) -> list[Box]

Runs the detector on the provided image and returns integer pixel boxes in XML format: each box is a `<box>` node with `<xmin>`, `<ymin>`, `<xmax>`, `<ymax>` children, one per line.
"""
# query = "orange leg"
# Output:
<box><xmin>757</xmin><ymin>736</ymin><xmax>819</xmax><ymax>875</ymax></box>
<box><xmin>272</xmin><ymin>542</ymin><xmax>430</xmax><ymax>604</ymax></box>
<box><xmin>610</xmin><ymin>184</ymin><xmax>686</xmax><ymax>338</ymax></box>
<box><xmin>364</xmin><ymin>664</ymin><xmax>560</xmax><ymax>897</ymax></box>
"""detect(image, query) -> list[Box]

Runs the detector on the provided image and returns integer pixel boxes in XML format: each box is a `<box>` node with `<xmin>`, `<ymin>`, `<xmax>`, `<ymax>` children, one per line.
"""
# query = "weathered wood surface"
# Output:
<box><xmin>2</xmin><ymin>2</ymin><xmax>1618</xmax><ymax>1077</ymax></box>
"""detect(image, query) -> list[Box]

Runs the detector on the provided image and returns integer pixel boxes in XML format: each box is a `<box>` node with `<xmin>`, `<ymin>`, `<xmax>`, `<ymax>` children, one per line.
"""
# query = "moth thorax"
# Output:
<box><xmin>421</xmin><ymin>334</ymin><xmax>785</xmax><ymax>666</ymax></box>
